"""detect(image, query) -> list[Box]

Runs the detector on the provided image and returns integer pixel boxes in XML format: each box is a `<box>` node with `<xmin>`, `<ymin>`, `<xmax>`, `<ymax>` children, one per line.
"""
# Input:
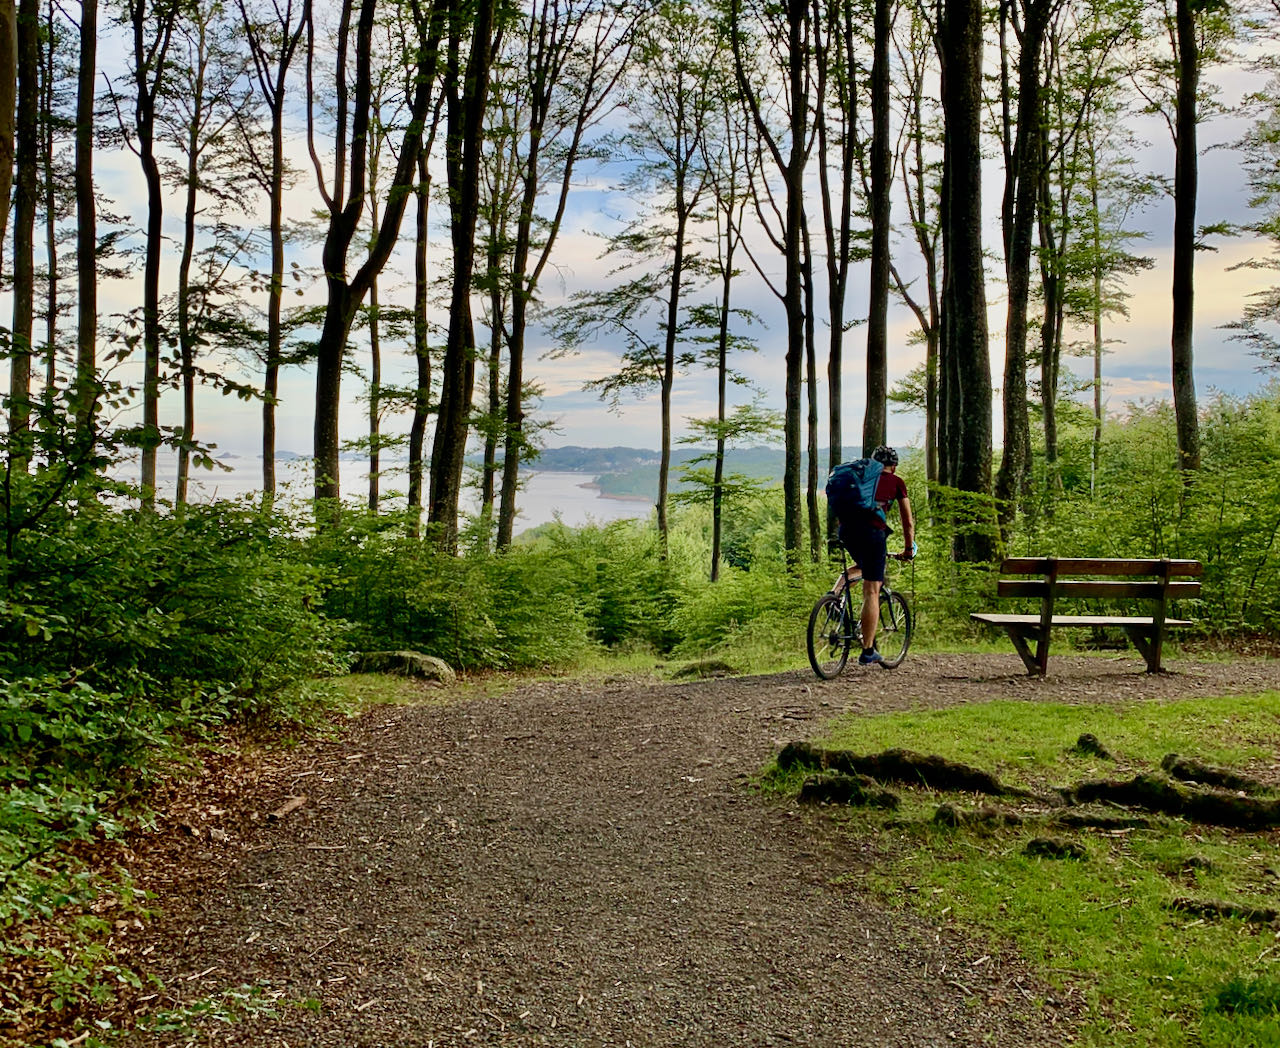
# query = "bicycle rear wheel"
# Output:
<box><xmin>876</xmin><ymin>589</ymin><xmax>912</xmax><ymax>668</ymax></box>
<box><xmin>808</xmin><ymin>592</ymin><xmax>857</xmax><ymax>679</ymax></box>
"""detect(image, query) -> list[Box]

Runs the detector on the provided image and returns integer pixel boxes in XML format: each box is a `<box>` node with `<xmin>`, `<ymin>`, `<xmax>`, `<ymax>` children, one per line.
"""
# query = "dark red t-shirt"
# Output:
<box><xmin>870</xmin><ymin>471</ymin><xmax>908</xmax><ymax>532</ymax></box>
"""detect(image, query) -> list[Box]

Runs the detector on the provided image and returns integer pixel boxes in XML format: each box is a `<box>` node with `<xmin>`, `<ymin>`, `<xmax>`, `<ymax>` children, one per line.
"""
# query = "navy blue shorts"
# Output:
<box><xmin>839</xmin><ymin>519</ymin><xmax>888</xmax><ymax>582</ymax></box>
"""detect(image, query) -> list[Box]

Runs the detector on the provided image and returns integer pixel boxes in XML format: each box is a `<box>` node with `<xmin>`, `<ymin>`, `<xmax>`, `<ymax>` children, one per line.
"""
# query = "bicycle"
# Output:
<box><xmin>807</xmin><ymin>543</ymin><xmax>913</xmax><ymax>678</ymax></box>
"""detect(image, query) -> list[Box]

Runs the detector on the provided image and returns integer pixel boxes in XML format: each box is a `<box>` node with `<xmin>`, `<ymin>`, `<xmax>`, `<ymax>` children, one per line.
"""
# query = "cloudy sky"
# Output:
<box><xmin>18</xmin><ymin>26</ymin><xmax>1280</xmax><ymax>471</ymax></box>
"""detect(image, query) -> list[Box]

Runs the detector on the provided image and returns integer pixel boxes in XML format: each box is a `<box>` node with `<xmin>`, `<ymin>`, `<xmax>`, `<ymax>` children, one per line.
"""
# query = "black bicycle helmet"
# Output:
<box><xmin>871</xmin><ymin>445</ymin><xmax>899</xmax><ymax>468</ymax></box>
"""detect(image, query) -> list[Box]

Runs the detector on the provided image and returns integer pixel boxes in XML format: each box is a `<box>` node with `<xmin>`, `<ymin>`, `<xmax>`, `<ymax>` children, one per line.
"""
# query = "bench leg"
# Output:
<box><xmin>1122</xmin><ymin>626</ymin><xmax>1163</xmax><ymax>672</ymax></box>
<box><xmin>1005</xmin><ymin>626</ymin><xmax>1047</xmax><ymax>676</ymax></box>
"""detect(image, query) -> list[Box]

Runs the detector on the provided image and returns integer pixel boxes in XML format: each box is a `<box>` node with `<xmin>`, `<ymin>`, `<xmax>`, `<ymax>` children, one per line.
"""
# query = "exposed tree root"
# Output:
<box><xmin>1067</xmin><ymin>774</ymin><xmax>1280</xmax><ymax>830</ymax></box>
<box><xmin>1160</xmin><ymin>754</ymin><xmax>1269</xmax><ymax>795</ymax></box>
<box><xmin>933</xmin><ymin>803</ymin><xmax>1022</xmax><ymax>829</ymax></box>
<box><xmin>1072</xmin><ymin>733</ymin><xmax>1112</xmax><ymax>760</ymax></box>
<box><xmin>1024</xmin><ymin>837</ymin><xmax>1087</xmax><ymax>861</ymax></box>
<box><xmin>1167</xmin><ymin>897</ymin><xmax>1279</xmax><ymax>924</ymax></box>
<box><xmin>1051</xmin><ymin>812</ymin><xmax>1152</xmax><ymax>831</ymax></box>
<box><xmin>798</xmin><ymin>773</ymin><xmax>900</xmax><ymax>809</ymax></box>
<box><xmin>778</xmin><ymin>742</ymin><xmax>1026</xmax><ymax>797</ymax></box>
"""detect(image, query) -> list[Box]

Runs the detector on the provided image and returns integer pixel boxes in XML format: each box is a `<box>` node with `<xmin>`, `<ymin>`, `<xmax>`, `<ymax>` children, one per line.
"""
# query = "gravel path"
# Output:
<box><xmin>107</xmin><ymin>652</ymin><xmax>1280</xmax><ymax>1047</ymax></box>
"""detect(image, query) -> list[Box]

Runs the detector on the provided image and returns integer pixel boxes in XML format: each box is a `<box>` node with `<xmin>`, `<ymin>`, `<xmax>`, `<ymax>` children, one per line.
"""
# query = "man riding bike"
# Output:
<box><xmin>834</xmin><ymin>446</ymin><xmax>916</xmax><ymax>665</ymax></box>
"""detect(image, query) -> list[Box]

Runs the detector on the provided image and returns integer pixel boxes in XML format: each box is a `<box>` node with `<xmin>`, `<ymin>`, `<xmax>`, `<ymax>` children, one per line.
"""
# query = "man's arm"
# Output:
<box><xmin>899</xmin><ymin>495</ymin><xmax>916</xmax><ymax>557</ymax></box>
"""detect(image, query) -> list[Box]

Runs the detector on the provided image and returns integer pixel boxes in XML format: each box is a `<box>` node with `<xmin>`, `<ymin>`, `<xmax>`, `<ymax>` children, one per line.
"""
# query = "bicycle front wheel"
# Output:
<box><xmin>808</xmin><ymin>592</ymin><xmax>856</xmax><ymax>679</ymax></box>
<box><xmin>876</xmin><ymin>589</ymin><xmax>912</xmax><ymax>669</ymax></box>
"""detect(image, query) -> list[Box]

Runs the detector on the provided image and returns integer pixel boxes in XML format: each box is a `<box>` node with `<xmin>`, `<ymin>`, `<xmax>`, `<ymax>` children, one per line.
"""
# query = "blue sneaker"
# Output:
<box><xmin>858</xmin><ymin>648</ymin><xmax>883</xmax><ymax>666</ymax></box>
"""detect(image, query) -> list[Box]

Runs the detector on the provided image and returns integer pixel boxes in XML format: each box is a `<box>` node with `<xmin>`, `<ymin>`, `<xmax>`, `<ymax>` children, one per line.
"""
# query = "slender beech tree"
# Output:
<box><xmin>811</xmin><ymin>0</ymin><xmax>860</xmax><ymax>539</ymax></box>
<box><xmin>1170</xmin><ymin>0</ymin><xmax>1208</xmax><ymax>472</ymax></box>
<box><xmin>112</xmin><ymin>0</ymin><xmax>180</xmax><ymax>509</ymax></box>
<box><xmin>0</xmin><ymin>0</ymin><xmax>16</xmax><ymax>273</ymax></box>
<box><xmin>548</xmin><ymin>0</ymin><xmax>711</xmax><ymax>556</ymax></box>
<box><xmin>74</xmin><ymin>0</ymin><xmax>98</xmax><ymax>438</ymax></box>
<box><xmin>936</xmin><ymin>0</ymin><xmax>994</xmax><ymax>560</ymax></box>
<box><xmin>161</xmin><ymin>0</ymin><xmax>257</xmax><ymax>504</ymax></box>
<box><xmin>309</xmin><ymin>0</ymin><xmax>446</xmax><ymax>514</ymax></box>
<box><xmin>731</xmin><ymin>0</ymin><xmax>812</xmax><ymax>559</ymax></box>
<box><xmin>427</xmin><ymin>0</ymin><xmax>499</xmax><ymax>549</ymax></box>
<box><xmin>887</xmin><ymin>2</ymin><xmax>941</xmax><ymax>487</ymax></box>
<box><xmin>237</xmin><ymin>0</ymin><xmax>307</xmax><ymax>500</ymax></box>
<box><xmin>697</xmin><ymin>74</ymin><xmax>757</xmax><ymax>580</ymax></box>
<box><xmin>992</xmin><ymin>0</ymin><xmax>1055</xmax><ymax>533</ymax></box>
<box><xmin>8</xmin><ymin>0</ymin><xmax>38</xmax><ymax>472</ymax></box>
<box><xmin>863</xmin><ymin>0</ymin><xmax>894</xmax><ymax>453</ymax></box>
<box><xmin>494</xmin><ymin>0</ymin><xmax>629</xmax><ymax>551</ymax></box>
<box><xmin>406</xmin><ymin>147</ymin><xmax>435</xmax><ymax>536</ymax></box>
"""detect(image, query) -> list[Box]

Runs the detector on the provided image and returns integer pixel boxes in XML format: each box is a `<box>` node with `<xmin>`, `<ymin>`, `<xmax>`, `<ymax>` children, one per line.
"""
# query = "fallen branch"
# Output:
<box><xmin>268</xmin><ymin>795</ymin><xmax>307</xmax><ymax>821</ymax></box>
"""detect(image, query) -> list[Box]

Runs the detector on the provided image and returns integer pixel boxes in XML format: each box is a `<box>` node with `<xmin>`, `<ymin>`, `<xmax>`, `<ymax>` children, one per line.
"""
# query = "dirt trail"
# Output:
<box><xmin>112</xmin><ymin>653</ymin><xmax>1280</xmax><ymax>1046</ymax></box>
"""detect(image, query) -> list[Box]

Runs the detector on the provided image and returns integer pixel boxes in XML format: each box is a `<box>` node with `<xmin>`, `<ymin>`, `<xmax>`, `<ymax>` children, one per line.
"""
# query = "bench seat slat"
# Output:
<box><xmin>1000</xmin><ymin>557</ymin><xmax>1203</xmax><ymax>577</ymax></box>
<box><xmin>996</xmin><ymin>579</ymin><xmax>1201</xmax><ymax>600</ymax></box>
<box><xmin>971</xmin><ymin>613</ymin><xmax>1194</xmax><ymax>628</ymax></box>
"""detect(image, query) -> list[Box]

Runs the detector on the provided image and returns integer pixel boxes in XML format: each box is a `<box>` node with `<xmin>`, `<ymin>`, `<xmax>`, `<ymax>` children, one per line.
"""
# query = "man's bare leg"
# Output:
<box><xmin>860</xmin><ymin>578</ymin><xmax>882</xmax><ymax>652</ymax></box>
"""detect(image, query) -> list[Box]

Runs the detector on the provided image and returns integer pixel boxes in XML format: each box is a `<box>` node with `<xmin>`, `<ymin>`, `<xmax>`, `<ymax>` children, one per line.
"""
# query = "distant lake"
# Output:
<box><xmin>119</xmin><ymin>456</ymin><xmax>653</xmax><ymax>534</ymax></box>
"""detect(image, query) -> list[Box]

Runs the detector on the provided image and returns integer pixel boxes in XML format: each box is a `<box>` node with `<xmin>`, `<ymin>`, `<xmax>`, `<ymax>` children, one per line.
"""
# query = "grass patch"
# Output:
<box><xmin>779</xmin><ymin>693</ymin><xmax>1280</xmax><ymax>1048</ymax></box>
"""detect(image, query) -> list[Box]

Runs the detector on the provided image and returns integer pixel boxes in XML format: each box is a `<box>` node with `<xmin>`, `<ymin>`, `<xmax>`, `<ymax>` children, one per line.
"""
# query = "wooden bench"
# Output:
<box><xmin>971</xmin><ymin>557</ymin><xmax>1202</xmax><ymax>675</ymax></box>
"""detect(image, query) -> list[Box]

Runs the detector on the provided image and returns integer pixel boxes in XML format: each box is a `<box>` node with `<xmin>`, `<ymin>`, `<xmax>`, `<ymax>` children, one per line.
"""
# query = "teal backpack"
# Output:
<box><xmin>825</xmin><ymin>458</ymin><xmax>885</xmax><ymax>523</ymax></box>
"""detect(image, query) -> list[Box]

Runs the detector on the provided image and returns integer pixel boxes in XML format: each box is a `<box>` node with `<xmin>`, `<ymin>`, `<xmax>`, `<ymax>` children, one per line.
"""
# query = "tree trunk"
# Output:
<box><xmin>133</xmin><ymin>0</ymin><xmax>176</xmax><ymax>511</ymax></box>
<box><xmin>263</xmin><ymin>97</ymin><xmax>286</xmax><ymax>502</ymax></box>
<box><xmin>939</xmin><ymin>0</ymin><xmax>994</xmax><ymax>561</ymax></box>
<box><xmin>1171</xmin><ymin>0</ymin><xmax>1200</xmax><ymax>472</ymax></box>
<box><xmin>7</xmin><ymin>0</ymin><xmax>36</xmax><ymax>473</ymax></box>
<box><xmin>41</xmin><ymin>0</ymin><xmax>56</xmax><ymax>425</ymax></box>
<box><xmin>313</xmin><ymin>0</ymin><xmax>444</xmax><ymax>513</ymax></box>
<box><xmin>0</xmin><ymin>0</ymin><xmax>16</xmax><ymax>274</ymax></box>
<box><xmin>781</xmin><ymin>0</ymin><xmax>807</xmax><ymax>560</ymax></box>
<box><xmin>407</xmin><ymin>150</ymin><xmax>431</xmax><ymax>538</ymax></box>
<box><xmin>74</xmin><ymin>0</ymin><xmax>97</xmax><ymax>438</ymax></box>
<box><xmin>862</xmin><ymin>0</ymin><xmax>892</xmax><ymax>454</ymax></box>
<box><xmin>428</xmin><ymin>0</ymin><xmax>496</xmax><ymax>551</ymax></box>
<box><xmin>657</xmin><ymin>200</ymin><xmax>691</xmax><ymax>557</ymax></box>
<box><xmin>802</xmin><ymin>212</ymin><xmax>820</xmax><ymax>561</ymax></box>
<box><xmin>994</xmin><ymin>0</ymin><xmax>1048</xmax><ymax>534</ymax></box>
<box><xmin>368</xmin><ymin>274</ymin><xmax>381</xmax><ymax>513</ymax></box>
<box><xmin>175</xmin><ymin>26</ymin><xmax>205</xmax><ymax>507</ymax></box>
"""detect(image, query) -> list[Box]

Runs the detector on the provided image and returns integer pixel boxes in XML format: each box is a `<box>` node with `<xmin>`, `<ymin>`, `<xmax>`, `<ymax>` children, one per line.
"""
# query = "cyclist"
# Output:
<box><xmin>836</xmin><ymin>445</ymin><xmax>916</xmax><ymax>665</ymax></box>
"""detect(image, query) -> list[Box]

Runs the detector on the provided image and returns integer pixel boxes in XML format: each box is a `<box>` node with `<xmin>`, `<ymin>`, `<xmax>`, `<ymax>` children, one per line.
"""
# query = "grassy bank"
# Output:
<box><xmin>765</xmin><ymin>693</ymin><xmax>1280</xmax><ymax>1047</ymax></box>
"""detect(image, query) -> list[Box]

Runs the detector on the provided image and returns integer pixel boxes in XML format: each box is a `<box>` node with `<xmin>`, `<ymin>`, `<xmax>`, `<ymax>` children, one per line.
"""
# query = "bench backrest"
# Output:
<box><xmin>996</xmin><ymin>558</ymin><xmax>1202</xmax><ymax>603</ymax></box>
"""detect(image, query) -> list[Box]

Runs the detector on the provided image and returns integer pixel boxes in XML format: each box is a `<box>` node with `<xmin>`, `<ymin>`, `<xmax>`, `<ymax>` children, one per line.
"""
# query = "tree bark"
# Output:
<box><xmin>74</xmin><ymin>0</ymin><xmax>97</xmax><ymax>439</ymax></box>
<box><xmin>7</xmin><ymin>0</ymin><xmax>36</xmax><ymax>473</ymax></box>
<box><xmin>428</xmin><ymin>0</ymin><xmax>497</xmax><ymax>551</ymax></box>
<box><xmin>994</xmin><ymin>0</ymin><xmax>1049</xmax><ymax>534</ymax></box>
<box><xmin>862</xmin><ymin>0</ymin><xmax>892</xmax><ymax>454</ymax></box>
<box><xmin>0</xmin><ymin>0</ymin><xmax>16</xmax><ymax>274</ymax></box>
<box><xmin>938</xmin><ymin>0</ymin><xmax>994</xmax><ymax>561</ymax></box>
<box><xmin>132</xmin><ymin>0</ymin><xmax>178</xmax><ymax>511</ymax></box>
<box><xmin>312</xmin><ymin>0</ymin><xmax>444</xmax><ymax>514</ymax></box>
<box><xmin>1171</xmin><ymin>0</ymin><xmax>1200</xmax><ymax>472</ymax></box>
<box><xmin>407</xmin><ymin>150</ymin><xmax>431</xmax><ymax>538</ymax></box>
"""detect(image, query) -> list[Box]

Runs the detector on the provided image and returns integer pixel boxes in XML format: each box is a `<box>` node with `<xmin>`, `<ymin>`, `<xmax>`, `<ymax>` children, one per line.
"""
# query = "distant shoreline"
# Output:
<box><xmin>577</xmin><ymin>480</ymin><xmax>653</xmax><ymax>505</ymax></box>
